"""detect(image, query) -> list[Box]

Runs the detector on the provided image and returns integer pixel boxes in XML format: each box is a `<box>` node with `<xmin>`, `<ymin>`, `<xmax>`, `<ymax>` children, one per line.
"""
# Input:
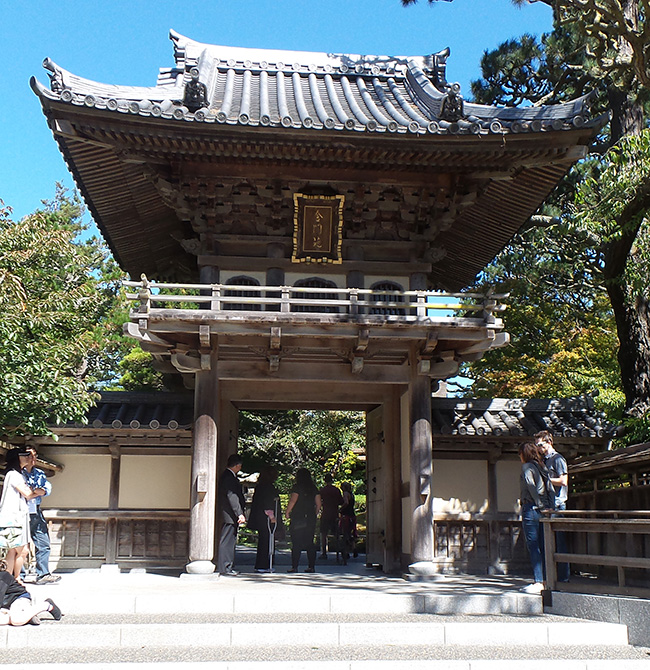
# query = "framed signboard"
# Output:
<box><xmin>291</xmin><ymin>193</ymin><xmax>345</xmax><ymax>264</ymax></box>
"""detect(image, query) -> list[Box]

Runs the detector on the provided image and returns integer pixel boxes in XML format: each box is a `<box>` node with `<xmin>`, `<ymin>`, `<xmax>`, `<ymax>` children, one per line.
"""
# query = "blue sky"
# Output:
<box><xmin>3</xmin><ymin>0</ymin><xmax>552</xmax><ymax>222</ymax></box>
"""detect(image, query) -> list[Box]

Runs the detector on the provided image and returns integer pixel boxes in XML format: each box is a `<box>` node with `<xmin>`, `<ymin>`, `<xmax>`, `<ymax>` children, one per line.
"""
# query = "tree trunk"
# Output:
<box><xmin>606</xmin><ymin>281</ymin><xmax>650</xmax><ymax>418</ymax></box>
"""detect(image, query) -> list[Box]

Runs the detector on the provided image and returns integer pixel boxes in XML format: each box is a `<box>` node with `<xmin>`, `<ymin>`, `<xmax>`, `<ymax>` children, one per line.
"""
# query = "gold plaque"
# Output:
<box><xmin>292</xmin><ymin>194</ymin><xmax>344</xmax><ymax>264</ymax></box>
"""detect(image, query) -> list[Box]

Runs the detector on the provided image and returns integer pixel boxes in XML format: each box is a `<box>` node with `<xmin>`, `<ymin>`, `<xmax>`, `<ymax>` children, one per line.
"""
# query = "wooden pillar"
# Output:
<box><xmin>409</xmin><ymin>370</ymin><xmax>434</xmax><ymax>567</ymax></box>
<box><xmin>105</xmin><ymin>442</ymin><xmax>121</xmax><ymax>565</ymax></box>
<box><xmin>486</xmin><ymin>452</ymin><xmax>500</xmax><ymax>575</ymax></box>
<box><xmin>382</xmin><ymin>388</ymin><xmax>403</xmax><ymax>572</ymax></box>
<box><xmin>187</xmin><ymin>351</ymin><xmax>219</xmax><ymax>574</ymax></box>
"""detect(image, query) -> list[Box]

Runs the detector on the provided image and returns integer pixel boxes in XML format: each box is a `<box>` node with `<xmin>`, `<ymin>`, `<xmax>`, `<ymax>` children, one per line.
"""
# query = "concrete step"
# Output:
<box><xmin>31</xmin><ymin>570</ymin><xmax>545</xmax><ymax>616</ymax></box>
<box><xmin>0</xmin><ymin>615</ymin><xmax>630</xmax><ymax>649</ymax></box>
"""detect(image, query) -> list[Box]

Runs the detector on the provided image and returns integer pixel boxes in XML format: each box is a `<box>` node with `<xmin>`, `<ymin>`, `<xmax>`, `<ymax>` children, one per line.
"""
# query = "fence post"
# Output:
<box><xmin>349</xmin><ymin>289</ymin><xmax>359</xmax><ymax>316</ymax></box>
<box><xmin>281</xmin><ymin>287</ymin><xmax>290</xmax><ymax>313</ymax></box>
<box><xmin>416</xmin><ymin>292</ymin><xmax>426</xmax><ymax>318</ymax></box>
<box><xmin>211</xmin><ymin>285</ymin><xmax>221</xmax><ymax>311</ymax></box>
<box><xmin>542</xmin><ymin>516</ymin><xmax>557</xmax><ymax>591</ymax></box>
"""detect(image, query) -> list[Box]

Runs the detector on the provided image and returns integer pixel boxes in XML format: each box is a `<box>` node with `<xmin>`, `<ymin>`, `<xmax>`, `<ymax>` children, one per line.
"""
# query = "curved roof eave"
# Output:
<box><xmin>31</xmin><ymin>34</ymin><xmax>598</xmax><ymax>138</ymax></box>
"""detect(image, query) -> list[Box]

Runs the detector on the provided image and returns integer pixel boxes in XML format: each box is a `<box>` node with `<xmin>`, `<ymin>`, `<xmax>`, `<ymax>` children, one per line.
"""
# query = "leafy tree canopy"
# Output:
<box><xmin>0</xmin><ymin>188</ymin><xmax>124</xmax><ymax>437</ymax></box>
<box><xmin>238</xmin><ymin>410</ymin><xmax>366</xmax><ymax>494</ymax></box>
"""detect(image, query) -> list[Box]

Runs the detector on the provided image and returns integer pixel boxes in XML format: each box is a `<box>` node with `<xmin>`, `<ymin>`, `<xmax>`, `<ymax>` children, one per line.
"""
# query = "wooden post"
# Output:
<box><xmin>486</xmin><ymin>454</ymin><xmax>500</xmax><ymax>575</ymax></box>
<box><xmin>409</xmin><ymin>370</ymin><xmax>434</xmax><ymax>569</ymax></box>
<box><xmin>187</xmin><ymin>351</ymin><xmax>219</xmax><ymax>574</ymax></box>
<box><xmin>543</xmin><ymin>516</ymin><xmax>557</xmax><ymax>591</ymax></box>
<box><xmin>106</xmin><ymin>442</ymin><xmax>121</xmax><ymax>565</ymax></box>
<box><xmin>383</xmin><ymin>388</ymin><xmax>403</xmax><ymax>572</ymax></box>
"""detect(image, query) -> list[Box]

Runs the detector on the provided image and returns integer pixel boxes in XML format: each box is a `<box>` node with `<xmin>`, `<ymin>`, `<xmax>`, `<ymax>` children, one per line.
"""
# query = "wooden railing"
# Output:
<box><xmin>124</xmin><ymin>277</ymin><xmax>507</xmax><ymax>324</ymax></box>
<box><xmin>542</xmin><ymin>511</ymin><xmax>650</xmax><ymax>598</ymax></box>
<box><xmin>44</xmin><ymin>509</ymin><xmax>190</xmax><ymax>569</ymax></box>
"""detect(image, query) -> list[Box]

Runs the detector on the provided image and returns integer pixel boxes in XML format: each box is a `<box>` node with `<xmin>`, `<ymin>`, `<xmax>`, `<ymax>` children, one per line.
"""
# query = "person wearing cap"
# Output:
<box><xmin>22</xmin><ymin>448</ymin><xmax>60</xmax><ymax>584</ymax></box>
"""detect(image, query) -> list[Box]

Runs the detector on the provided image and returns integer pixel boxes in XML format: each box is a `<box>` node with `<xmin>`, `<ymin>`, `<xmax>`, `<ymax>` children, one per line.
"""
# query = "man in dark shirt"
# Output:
<box><xmin>535</xmin><ymin>430</ymin><xmax>570</xmax><ymax>582</ymax></box>
<box><xmin>318</xmin><ymin>474</ymin><xmax>343</xmax><ymax>560</ymax></box>
<box><xmin>217</xmin><ymin>454</ymin><xmax>246</xmax><ymax>576</ymax></box>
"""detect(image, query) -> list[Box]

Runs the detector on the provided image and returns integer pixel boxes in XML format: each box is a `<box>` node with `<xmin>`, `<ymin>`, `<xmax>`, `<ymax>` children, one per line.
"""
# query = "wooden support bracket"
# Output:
<box><xmin>351</xmin><ymin>356</ymin><xmax>364</xmax><ymax>374</ymax></box>
<box><xmin>422</xmin><ymin>331</ymin><xmax>438</xmax><ymax>355</ymax></box>
<box><xmin>270</xmin><ymin>327</ymin><xmax>282</xmax><ymax>351</ymax></box>
<box><xmin>269</xmin><ymin>354</ymin><xmax>280</xmax><ymax>373</ymax></box>
<box><xmin>356</xmin><ymin>328</ymin><xmax>370</xmax><ymax>353</ymax></box>
<box><xmin>199</xmin><ymin>325</ymin><xmax>211</xmax><ymax>348</ymax></box>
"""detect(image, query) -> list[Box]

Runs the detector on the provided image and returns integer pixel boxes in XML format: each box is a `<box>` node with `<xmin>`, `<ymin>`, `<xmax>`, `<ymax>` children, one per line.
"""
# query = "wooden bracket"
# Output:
<box><xmin>199</xmin><ymin>325</ymin><xmax>211</xmax><ymax>348</ymax></box>
<box><xmin>270</xmin><ymin>327</ymin><xmax>281</xmax><ymax>351</ymax></box>
<box><xmin>422</xmin><ymin>331</ymin><xmax>438</xmax><ymax>355</ymax></box>
<box><xmin>268</xmin><ymin>327</ymin><xmax>282</xmax><ymax>372</ymax></box>
<box><xmin>351</xmin><ymin>355</ymin><xmax>364</xmax><ymax>374</ymax></box>
<box><xmin>356</xmin><ymin>328</ymin><xmax>369</xmax><ymax>353</ymax></box>
<box><xmin>269</xmin><ymin>354</ymin><xmax>280</xmax><ymax>373</ymax></box>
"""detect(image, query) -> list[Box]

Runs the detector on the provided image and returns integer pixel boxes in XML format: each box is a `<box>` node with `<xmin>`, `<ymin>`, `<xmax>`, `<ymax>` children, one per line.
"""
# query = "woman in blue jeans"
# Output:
<box><xmin>519</xmin><ymin>442</ymin><xmax>554</xmax><ymax>594</ymax></box>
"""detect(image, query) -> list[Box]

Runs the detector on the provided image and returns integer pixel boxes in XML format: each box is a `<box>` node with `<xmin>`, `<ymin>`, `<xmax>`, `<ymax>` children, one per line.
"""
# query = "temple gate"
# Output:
<box><xmin>31</xmin><ymin>31</ymin><xmax>597</xmax><ymax>573</ymax></box>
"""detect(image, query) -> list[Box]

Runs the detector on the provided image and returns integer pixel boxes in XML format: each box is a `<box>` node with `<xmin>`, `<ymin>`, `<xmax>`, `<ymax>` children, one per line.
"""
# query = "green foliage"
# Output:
<box><xmin>238</xmin><ymin>410</ymin><xmax>365</xmax><ymax>493</ymax></box>
<box><xmin>0</xmin><ymin>188</ymin><xmax>125</xmax><ymax>436</ymax></box>
<box><xmin>574</xmin><ymin>130</ymin><xmax>650</xmax><ymax>292</ymax></box>
<box><xmin>113</xmin><ymin>345</ymin><xmax>166</xmax><ymax>391</ymax></box>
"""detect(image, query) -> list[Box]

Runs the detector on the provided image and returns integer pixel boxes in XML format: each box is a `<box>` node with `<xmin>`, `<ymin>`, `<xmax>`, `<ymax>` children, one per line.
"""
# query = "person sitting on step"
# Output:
<box><xmin>0</xmin><ymin>558</ymin><xmax>62</xmax><ymax>625</ymax></box>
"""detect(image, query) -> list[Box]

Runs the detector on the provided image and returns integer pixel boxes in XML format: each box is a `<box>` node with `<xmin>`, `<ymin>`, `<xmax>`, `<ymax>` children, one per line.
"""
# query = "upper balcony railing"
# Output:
<box><xmin>124</xmin><ymin>277</ymin><xmax>507</xmax><ymax>325</ymax></box>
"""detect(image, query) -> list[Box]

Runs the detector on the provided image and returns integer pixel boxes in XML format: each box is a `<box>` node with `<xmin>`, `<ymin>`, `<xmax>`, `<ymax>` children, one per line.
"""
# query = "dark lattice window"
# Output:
<box><xmin>369</xmin><ymin>281</ymin><xmax>406</xmax><ymax>315</ymax></box>
<box><xmin>224</xmin><ymin>276</ymin><xmax>261</xmax><ymax>311</ymax></box>
<box><xmin>291</xmin><ymin>277</ymin><xmax>340</xmax><ymax>313</ymax></box>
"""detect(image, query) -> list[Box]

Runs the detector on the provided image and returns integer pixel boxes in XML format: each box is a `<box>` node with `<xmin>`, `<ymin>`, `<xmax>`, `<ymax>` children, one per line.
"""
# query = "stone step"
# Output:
<box><xmin>0</xmin><ymin>617</ymin><xmax>629</xmax><ymax>650</ymax></box>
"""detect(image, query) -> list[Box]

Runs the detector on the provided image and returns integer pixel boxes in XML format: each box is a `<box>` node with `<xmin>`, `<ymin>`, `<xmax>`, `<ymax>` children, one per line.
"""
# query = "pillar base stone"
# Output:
<box><xmin>405</xmin><ymin>561</ymin><xmax>446</xmax><ymax>582</ymax></box>
<box><xmin>185</xmin><ymin>560</ymin><xmax>216</xmax><ymax>575</ymax></box>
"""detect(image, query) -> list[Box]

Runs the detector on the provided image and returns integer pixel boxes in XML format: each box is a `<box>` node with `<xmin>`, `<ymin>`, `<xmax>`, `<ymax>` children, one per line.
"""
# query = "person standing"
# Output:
<box><xmin>318</xmin><ymin>474</ymin><xmax>342</xmax><ymax>560</ymax></box>
<box><xmin>285</xmin><ymin>468</ymin><xmax>321</xmax><ymax>573</ymax></box>
<box><xmin>535</xmin><ymin>430</ymin><xmax>570</xmax><ymax>582</ymax></box>
<box><xmin>249</xmin><ymin>465</ymin><xmax>283</xmax><ymax>573</ymax></box>
<box><xmin>0</xmin><ymin>449</ymin><xmax>40</xmax><ymax>582</ymax></box>
<box><xmin>22</xmin><ymin>448</ymin><xmax>60</xmax><ymax>584</ymax></box>
<box><xmin>217</xmin><ymin>454</ymin><xmax>246</xmax><ymax>576</ymax></box>
<box><xmin>518</xmin><ymin>441</ymin><xmax>554</xmax><ymax>594</ymax></box>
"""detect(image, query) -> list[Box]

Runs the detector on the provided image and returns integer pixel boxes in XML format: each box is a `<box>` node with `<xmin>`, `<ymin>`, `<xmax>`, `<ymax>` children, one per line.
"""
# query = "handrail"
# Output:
<box><xmin>123</xmin><ymin>277</ymin><xmax>508</xmax><ymax>322</ymax></box>
<box><xmin>542</xmin><ymin>512</ymin><xmax>650</xmax><ymax>598</ymax></box>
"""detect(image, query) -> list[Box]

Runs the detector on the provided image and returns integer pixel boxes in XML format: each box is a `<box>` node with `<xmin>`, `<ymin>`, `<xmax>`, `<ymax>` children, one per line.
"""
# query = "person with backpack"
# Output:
<box><xmin>518</xmin><ymin>441</ymin><xmax>554</xmax><ymax>594</ymax></box>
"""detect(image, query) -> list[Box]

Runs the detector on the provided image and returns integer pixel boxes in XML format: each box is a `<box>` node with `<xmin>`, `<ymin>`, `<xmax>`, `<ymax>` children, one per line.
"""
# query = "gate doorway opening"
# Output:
<box><xmin>223</xmin><ymin>395</ymin><xmax>404</xmax><ymax>575</ymax></box>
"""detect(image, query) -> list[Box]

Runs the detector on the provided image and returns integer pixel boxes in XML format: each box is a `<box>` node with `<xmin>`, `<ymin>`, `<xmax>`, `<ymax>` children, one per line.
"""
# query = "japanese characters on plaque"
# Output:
<box><xmin>291</xmin><ymin>193</ymin><xmax>344</xmax><ymax>264</ymax></box>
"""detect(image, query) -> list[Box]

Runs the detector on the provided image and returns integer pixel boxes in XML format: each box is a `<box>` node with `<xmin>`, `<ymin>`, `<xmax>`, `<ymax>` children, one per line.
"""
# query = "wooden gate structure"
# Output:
<box><xmin>31</xmin><ymin>31</ymin><xmax>599</xmax><ymax>573</ymax></box>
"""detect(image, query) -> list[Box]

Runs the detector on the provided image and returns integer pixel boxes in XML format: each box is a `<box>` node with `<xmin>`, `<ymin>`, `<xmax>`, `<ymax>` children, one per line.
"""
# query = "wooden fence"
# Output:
<box><xmin>542</xmin><ymin>511</ymin><xmax>650</xmax><ymax>597</ymax></box>
<box><xmin>45</xmin><ymin>510</ymin><xmax>190</xmax><ymax>570</ymax></box>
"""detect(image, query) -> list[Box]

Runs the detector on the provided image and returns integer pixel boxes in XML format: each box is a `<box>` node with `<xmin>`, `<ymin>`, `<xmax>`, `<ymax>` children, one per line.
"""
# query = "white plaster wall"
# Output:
<box><xmin>432</xmin><ymin>460</ymin><xmax>489</xmax><ymax>514</ymax></box>
<box><xmin>496</xmin><ymin>460</ymin><xmax>523</xmax><ymax>513</ymax></box>
<box><xmin>41</xmin><ymin>454</ymin><xmax>111</xmax><ymax>509</ymax></box>
<box><xmin>119</xmin><ymin>454</ymin><xmax>191</xmax><ymax>509</ymax></box>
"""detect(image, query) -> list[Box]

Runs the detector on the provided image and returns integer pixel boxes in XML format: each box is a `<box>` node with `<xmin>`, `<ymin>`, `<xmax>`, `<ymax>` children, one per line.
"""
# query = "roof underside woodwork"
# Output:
<box><xmin>32</xmin><ymin>32</ymin><xmax>599</xmax><ymax>290</ymax></box>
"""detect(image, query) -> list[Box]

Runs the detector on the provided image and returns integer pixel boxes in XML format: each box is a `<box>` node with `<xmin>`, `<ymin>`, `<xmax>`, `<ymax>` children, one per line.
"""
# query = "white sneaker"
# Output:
<box><xmin>521</xmin><ymin>582</ymin><xmax>545</xmax><ymax>594</ymax></box>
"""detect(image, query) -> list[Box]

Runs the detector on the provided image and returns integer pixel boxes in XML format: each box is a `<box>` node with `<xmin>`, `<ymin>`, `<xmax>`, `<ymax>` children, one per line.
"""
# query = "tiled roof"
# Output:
<box><xmin>67</xmin><ymin>391</ymin><xmax>194</xmax><ymax>430</ymax></box>
<box><xmin>31</xmin><ymin>30</ymin><xmax>596</xmax><ymax>137</ymax></box>
<box><xmin>430</xmin><ymin>397</ymin><xmax>618</xmax><ymax>440</ymax></box>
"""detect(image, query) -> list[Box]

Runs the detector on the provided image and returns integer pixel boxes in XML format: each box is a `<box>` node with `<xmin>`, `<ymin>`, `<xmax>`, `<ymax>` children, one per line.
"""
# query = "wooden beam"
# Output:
<box><xmin>216</xmin><ymin>360</ymin><xmax>409</xmax><ymax>383</ymax></box>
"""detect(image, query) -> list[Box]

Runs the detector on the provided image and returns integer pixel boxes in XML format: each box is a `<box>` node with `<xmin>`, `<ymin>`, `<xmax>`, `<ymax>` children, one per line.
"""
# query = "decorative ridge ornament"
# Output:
<box><xmin>183</xmin><ymin>68</ymin><xmax>208</xmax><ymax>112</ymax></box>
<box><xmin>440</xmin><ymin>82</ymin><xmax>465</xmax><ymax>122</ymax></box>
<box><xmin>291</xmin><ymin>194</ymin><xmax>345</xmax><ymax>264</ymax></box>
